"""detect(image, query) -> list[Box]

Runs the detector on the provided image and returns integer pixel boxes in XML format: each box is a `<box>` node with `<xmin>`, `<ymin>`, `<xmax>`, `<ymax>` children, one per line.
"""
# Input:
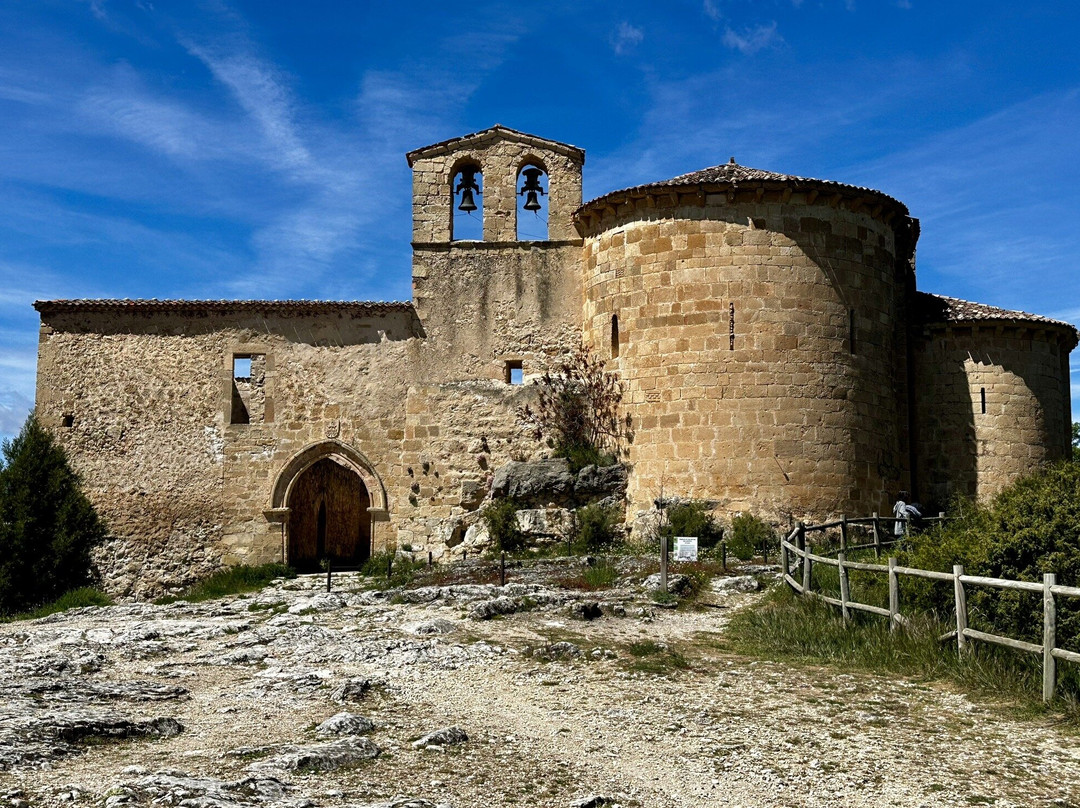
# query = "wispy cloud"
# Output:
<box><xmin>722</xmin><ymin>22</ymin><xmax>781</xmax><ymax>55</ymax></box>
<box><xmin>0</xmin><ymin>386</ymin><xmax>33</xmax><ymax>437</ymax></box>
<box><xmin>703</xmin><ymin>1</ymin><xmax>722</xmax><ymax>22</ymax></box>
<box><xmin>612</xmin><ymin>22</ymin><xmax>644</xmax><ymax>55</ymax></box>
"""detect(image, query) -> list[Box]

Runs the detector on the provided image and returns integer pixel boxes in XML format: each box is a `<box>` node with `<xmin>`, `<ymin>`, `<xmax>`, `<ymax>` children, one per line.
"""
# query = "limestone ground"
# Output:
<box><xmin>1</xmin><ymin>561</ymin><xmax>1078</xmax><ymax>808</ymax></box>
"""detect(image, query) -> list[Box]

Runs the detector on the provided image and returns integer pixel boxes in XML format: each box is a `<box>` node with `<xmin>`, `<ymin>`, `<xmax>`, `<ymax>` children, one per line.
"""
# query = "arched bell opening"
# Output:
<box><xmin>450</xmin><ymin>159</ymin><xmax>483</xmax><ymax>241</ymax></box>
<box><xmin>286</xmin><ymin>457</ymin><xmax>371</xmax><ymax>572</ymax></box>
<box><xmin>516</xmin><ymin>161</ymin><xmax>549</xmax><ymax>241</ymax></box>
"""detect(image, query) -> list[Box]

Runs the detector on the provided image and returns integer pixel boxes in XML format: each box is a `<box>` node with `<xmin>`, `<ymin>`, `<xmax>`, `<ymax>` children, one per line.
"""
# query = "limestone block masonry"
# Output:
<box><xmin>33</xmin><ymin>125</ymin><xmax>1077</xmax><ymax>596</ymax></box>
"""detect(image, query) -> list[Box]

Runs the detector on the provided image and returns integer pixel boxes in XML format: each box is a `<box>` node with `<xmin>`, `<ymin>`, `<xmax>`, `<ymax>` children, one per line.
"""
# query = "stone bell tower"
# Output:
<box><xmin>405</xmin><ymin>125</ymin><xmax>586</xmax><ymax>382</ymax></box>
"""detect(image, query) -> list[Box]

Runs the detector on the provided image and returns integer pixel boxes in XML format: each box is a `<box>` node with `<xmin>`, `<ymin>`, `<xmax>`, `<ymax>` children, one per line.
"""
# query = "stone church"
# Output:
<box><xmin>33</xmin><ymin>126</ymin><xmax>1077</xmax><ymax>596</ymax></box>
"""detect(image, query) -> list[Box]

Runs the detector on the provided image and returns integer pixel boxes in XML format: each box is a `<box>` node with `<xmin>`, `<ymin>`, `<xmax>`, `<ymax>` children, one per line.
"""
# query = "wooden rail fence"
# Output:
<box><xmin>781</xmin><ymin>516</ymin><xmax>1080</xmax><ymax>702</ymax></box>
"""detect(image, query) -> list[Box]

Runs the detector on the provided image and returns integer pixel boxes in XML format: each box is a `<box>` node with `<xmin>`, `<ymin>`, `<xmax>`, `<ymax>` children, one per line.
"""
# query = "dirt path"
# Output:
<box><xmin>1</xmin><ymin>565</ymin><xmax>1078</xmax><ymax>807</ymax></box>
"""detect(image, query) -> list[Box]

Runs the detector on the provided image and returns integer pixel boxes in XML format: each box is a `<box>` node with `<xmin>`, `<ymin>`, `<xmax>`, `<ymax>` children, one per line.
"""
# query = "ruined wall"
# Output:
<box><xmin>35</xmin><ymin>304</ymin><xmax>421</xmax><ymax>597</ymax></box>
<box><xmin>394</xmin><ymin>380</ymin><xmax>542</xmax><ymax>558</ymax></box>
<box><xmin>581</xmin><ymin>195</ymin><xmax>911</xmax><ymax>522</ymax></box>
<box><xmin>913</xmin><ymin>325</ymin><xmax>1074</xmax><ymax>506</ymax></box>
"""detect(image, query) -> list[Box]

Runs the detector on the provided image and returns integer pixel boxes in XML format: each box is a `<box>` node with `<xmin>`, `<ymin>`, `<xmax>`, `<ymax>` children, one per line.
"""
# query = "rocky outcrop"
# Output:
<box><xmin>490</xmin><ymin>460</ymin><xmax>628</xmax><ymax>508</ymax></box>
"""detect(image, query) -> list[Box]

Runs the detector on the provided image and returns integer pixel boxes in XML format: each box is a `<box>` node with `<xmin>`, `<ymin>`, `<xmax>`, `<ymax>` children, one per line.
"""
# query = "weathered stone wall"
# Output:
<box><xmin>35</xmin><ymin>305</ymin><xmax>422</xmax><ymax>597</ymax></box>
<box><xmin>393</xmin><ymin>381</ymin><xmax>542</xmax><ymax>558</ymax></box>
<box><xmin>581</xmin><ymin>196</ymin><xmax>911</xmax><ymax>522</ymax></box>
<box><xmin>913</xmin><ymin>325</ymin><xmax>1073</xmax><ymax>507</ymax></box>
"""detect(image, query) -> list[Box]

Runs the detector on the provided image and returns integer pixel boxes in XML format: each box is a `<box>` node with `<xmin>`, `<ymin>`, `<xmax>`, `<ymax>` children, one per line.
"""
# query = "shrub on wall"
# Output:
<box><xmin>0</xmin><ymin>414</ymin><xmax>108</xmax><ymax>614</ymax></box>
<box><xmin>519</xmin><ymin>346</ymin><xmax>632</xmax><ymax>473</ymax></box>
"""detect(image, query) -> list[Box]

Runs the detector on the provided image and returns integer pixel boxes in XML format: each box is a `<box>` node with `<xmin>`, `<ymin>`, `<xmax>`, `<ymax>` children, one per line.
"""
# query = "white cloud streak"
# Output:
<box><xmin>722</xmin><ymin>22</ymin><xmax>781</xmax><ymax>54</ymax></box>
<box><xmin>612</xmin><ymin>22</ymin><xmax>644</xmax><ymax>55</ymax></box>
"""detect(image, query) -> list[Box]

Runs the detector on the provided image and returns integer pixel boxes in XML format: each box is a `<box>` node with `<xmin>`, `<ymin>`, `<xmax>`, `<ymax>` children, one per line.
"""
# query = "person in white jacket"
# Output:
<box><xmin>893</xmin><ymin>491</ymin><xmax>921</xmax><ymax>536</ymax></box>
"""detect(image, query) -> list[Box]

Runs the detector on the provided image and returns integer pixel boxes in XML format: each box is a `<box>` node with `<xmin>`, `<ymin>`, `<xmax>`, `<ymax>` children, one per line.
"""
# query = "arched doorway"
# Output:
<box><xmin>286</xmin><ymin>457</ymin><xmax>371</xmax><ymax>571</ymax></box>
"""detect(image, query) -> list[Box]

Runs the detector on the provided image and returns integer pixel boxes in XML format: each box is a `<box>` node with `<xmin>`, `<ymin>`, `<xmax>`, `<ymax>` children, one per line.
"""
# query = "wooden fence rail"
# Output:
<box><xmin>781</xmin><ymin>519</ymin><xmax>1077</xmax><ymax>702</ymax></box>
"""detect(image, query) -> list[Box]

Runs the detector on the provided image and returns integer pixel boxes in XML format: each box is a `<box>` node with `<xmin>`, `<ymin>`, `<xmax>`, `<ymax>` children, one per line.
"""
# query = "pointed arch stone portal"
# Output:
<box><xmin>266</xmin><ymin>441</ymin><xmax>388</xmax><ymax>570</ymax></box>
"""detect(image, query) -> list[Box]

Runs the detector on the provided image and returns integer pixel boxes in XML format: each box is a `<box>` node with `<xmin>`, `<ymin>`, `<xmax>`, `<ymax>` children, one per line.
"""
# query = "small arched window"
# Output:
<box><xmin>611</xmin><ymin>314</ymin><xmax>620</xmax><ymax>359</ymax></box>
<box><xmin>516</xmin><ymin>163</ymin><xmax>549</xmax><ymax>241</ymax></box>
<box><xmin>451</xmin><ymin>162</ymin><xmax>483</xmax><ymax>241</ymax></box>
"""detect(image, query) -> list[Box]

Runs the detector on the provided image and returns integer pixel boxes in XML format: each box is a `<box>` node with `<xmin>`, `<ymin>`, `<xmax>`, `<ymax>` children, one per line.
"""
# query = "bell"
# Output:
<box><xmin>458</xmin><ymin>187</ymin><xmax>477</xmax><ymax>213</ymax></box>
<box><xmin>456</xmin><ymin>167</ymin><xmax>480</xmax><ymax>212</ymax></box>
<box><xmin>518</xmin><ymin>167</ymin><xmax>546</xmax><ymax>212</ymax></box>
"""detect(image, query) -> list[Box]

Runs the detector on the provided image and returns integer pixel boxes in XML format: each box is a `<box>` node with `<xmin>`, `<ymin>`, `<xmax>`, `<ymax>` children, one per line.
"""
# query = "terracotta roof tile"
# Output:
<box><xmin>35</xmin><ymin>299</ymin><xmax>413</xmax><ymax>314</ymax></box>
<box><xmin>578</xmin><ymin>159</ymin><xmax>907</xmax><ymax>217</ymax></box>
<box><xmin>915</xmin><ymin>292</ymin><xmax>1078</xmax><ymax>338</ymax></box>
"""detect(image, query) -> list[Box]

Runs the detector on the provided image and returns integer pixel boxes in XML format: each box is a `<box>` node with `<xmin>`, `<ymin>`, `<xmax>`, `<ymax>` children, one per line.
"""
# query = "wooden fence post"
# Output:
<box><xmin>1044</xmin><ymin>572</ymin><xmax>1057</xmax><ymax>703</ymax></box>
<box><xmin>781</xmin><ymin>532</ymin><xmax>789</xmax><ymax>581</ymax></box>
<box><xmin>953</xmin><ymin>564</ymin><xmax>967</xmax><ymax>653</ymax></box>
<box><xmin>799</xmin><ymin>523</ymin><xmax>811</xmax><ymax>594</ymax></box>
<box><xmin>872</xmin><ymin>512</ymin><xmax>881</xmax><ymax>558</ymax></box>
<box><xmin>840</xmin><ymin>515</ymin><xmax>847</xmax><ymax>552</ymax></box>
<box><xmin>838</xmin><ymin>551</ymin><xmax>850</xmax><ymax>623</ymax></box>
<box><xmin>888</xmin><ymin>556</ymin><xmax>899</xmax><ymax>633</ymax></box>
<box><xmin>660</xmin><ymin>535</ymin><xmax>668</xmax><ymax>594</ymax></box>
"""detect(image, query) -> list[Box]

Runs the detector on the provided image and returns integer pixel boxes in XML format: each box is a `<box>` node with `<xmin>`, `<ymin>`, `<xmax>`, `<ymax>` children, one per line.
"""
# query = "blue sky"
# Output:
<box><xmin>2</xmin><ymin>0</ymin><xmax>1080</xmax><ymax>441</ymax></box>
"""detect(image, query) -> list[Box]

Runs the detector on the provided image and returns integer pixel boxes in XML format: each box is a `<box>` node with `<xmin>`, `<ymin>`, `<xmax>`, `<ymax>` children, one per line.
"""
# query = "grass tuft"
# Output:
<box><xmin>154</xmin><ymin>563</ymin><xmax>295</xmax><ymax>604</ymax></box>
<box><xmin>725</xmin><ymin>584</ymin><xmax>1080</xmax><ymax>723</ymax></box>
<box><xmin>2</xmin><ymin>587</ymin><xmax>112</xmax><ymax>622</ymax></box>
<box><xmin>623</xmin><ymin>639</ymin><xmax>690</xmax><ymax>673</ymax></box>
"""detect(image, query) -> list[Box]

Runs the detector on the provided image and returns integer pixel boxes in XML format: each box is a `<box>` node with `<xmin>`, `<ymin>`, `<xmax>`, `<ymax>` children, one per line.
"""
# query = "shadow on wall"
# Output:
<box><xmin>44</xmin><ymin>308</ymin><xmax>427</xmax><ymax>346</ymax></box>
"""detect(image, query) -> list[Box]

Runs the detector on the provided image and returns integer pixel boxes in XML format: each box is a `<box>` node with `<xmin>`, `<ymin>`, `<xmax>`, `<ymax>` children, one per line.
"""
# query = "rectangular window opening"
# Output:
<box><xmin>230</xmin><ymin>353</ymin><xmax>266</xmax><ymax>425</ymax></box>
<box><xmin>505</xmin><ymin>360</ymin><xmax>523</xmax><ymax>385</ymax></box>
<box><xmin>61</xmin><ymin>414</ymin><xmax>74</xmax><ymax>428</ymax></box>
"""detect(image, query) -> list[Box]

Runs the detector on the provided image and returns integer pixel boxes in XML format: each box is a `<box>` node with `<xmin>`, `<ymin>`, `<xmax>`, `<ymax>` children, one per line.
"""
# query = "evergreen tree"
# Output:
<box><xmin>0</xmin><ymin>413</ymin><xmax>107</xmax><ymax>613</ymax></box>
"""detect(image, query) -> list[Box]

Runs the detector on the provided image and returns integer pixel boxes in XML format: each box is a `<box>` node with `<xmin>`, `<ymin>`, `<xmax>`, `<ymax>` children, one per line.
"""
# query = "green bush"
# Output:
<box><xmin>728</xmin><ymin>512</ymin><xmax>775</xmax><ymax>560</ymax></box>
<box><xmin>482</xmin><ymin>499</ymin><xmax>527</xmax><ymax>553</ymax></box>
<box><xmin>574</xmin><ymin>503</ymin><xmax>621</xmax><ymax>551</ymax></box>
<box><xmin>0</xmin><ymin>414</ymin><xmax>108</xmax><ymax>615</ymax></box>
<box><xmin>901</xmin><ymin>462</ymin><xmax>1080</xmax><ymax>646</ymax></box>
<box><xmin>662</xmin><ymin>502</ymin><xmax>724</xmax><ymax>549</ymax></box>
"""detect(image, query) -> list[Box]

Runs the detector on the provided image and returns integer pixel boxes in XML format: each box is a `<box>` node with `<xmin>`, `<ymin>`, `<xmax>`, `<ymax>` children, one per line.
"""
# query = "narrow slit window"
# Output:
<box><xmin>505</xmin><ymin>360</ymin><xmax>523</xmax><ymax>385</ymax></box>
<box><xmin>849</xmin><ymin>308</ymin><xmax>857</xmax><ymax>355</ymax></box>
<box><xmin>980</xmin><ymin>387</ymin><xmax>987</xmax><ymax>414</ymax></box>
<box><xmin>729</xmin><ymin>302</ymin><xmax>735</xmax><ymax>351</ymax></box>
<box><xmin>611</xmin><ymin>314</ymin><xmax>620</xmax><ymax>359</ymax></box>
